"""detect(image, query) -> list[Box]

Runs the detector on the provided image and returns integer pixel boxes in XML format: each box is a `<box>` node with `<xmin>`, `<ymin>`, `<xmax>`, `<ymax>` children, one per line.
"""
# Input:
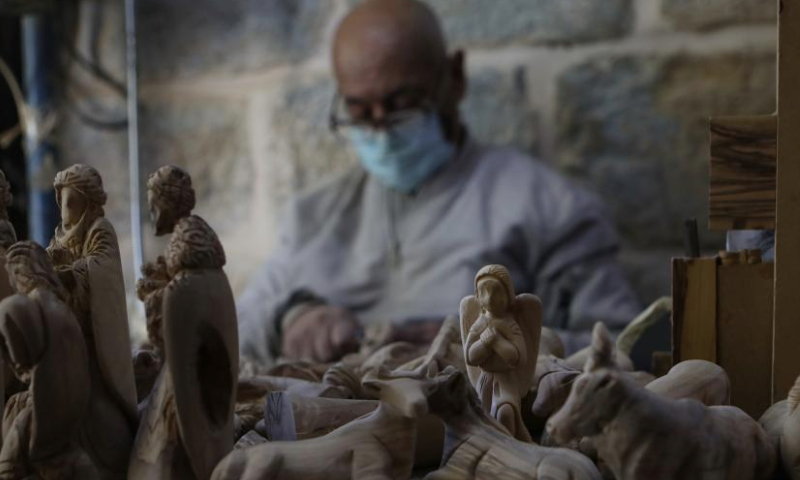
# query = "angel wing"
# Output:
<box><xmin>459</xmin><ymin>295</ymin><xmax>482</xmax><ymax>388</ymax></box>
<box><xmin>513</xmin><ymin>293</ymin><xmax>542</xmax><ymax>398</ymax></box>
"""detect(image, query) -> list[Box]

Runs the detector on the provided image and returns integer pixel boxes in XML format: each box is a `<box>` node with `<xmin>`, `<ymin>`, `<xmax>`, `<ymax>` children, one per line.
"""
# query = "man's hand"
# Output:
<box><xmin>281</xmin><ymin>305</ymin><xmax>362</xmax><ymax>363</ymax></box>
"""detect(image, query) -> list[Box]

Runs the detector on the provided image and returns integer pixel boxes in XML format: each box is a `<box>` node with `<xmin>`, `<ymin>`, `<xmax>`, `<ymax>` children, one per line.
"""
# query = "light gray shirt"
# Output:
<box><xmin>237</xmin><ymin>140</ymin><xmax>641</xmax><ymax>363</ymax></box>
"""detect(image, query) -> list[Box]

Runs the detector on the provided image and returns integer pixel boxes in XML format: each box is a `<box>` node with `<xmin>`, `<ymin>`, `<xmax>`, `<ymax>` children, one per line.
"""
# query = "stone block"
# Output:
<box><xmin>462</xmin><ymin>66</ymin><xmax>538</xmax><ymax>155</ymax></box>
<box><xmin>662</xmin><ymin>0</ymin><xmax>777</xmax><ymax>30</ymax></box>
<box><xmin>555</xmin><ymin>50</ymin><xmax>775</xmax><ymax>247</ymax></box>
<box><xmin>138</xmin><ymin>0</ymin><xmax>336</xmax><ymax>81</ymax></box>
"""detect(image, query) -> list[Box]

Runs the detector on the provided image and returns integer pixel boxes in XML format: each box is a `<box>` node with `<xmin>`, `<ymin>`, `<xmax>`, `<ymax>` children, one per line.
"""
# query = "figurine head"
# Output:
<box><xmin>165</xmin><ymin>216</ymin><xmax>225</xmax><ymax>277</ymax></box>
<box><xmin>53</xmin><ymin>164</ymin><xmax>107</xmax><ymax>227</ymax></box>
<box><xmin>147</xmin><ymin>166</ymin><xmax>196</xmax><ymax>236</ymax></box>
<box><xmin>6</xmin><ymin>241</ymin><xmax>67</xmax><ymax>301</ymax></box>
<box><xmin>474</xmin><ymin>264</ymin><xmax>514</xmax><ymax>315</ymax></box>
<box><xmin>546</xmin><ymin>323</ymin><xmax>627</xmax><ymax>444</ymax></box>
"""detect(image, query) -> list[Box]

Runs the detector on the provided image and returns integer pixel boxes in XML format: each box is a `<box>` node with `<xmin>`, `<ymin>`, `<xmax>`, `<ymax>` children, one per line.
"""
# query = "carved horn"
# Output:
<box><xmin>788</xmin><ymin>374</ymin><xmax>800</xmax><ymax>411</ymax></box>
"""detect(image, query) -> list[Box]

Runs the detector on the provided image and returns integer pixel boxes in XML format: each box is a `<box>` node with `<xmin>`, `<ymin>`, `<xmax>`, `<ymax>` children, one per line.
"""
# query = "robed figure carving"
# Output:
<box><xmin>129</xmin><ymin>215</ymin><xmax>238</xmax><ymax>480</ymax></box>
<box><xmin>136</xmin><ymin>166</ymin><xmax>196</xmax><ymax>360</ymax></box>
<box><xmin>0</xmin><ymin>242</ymin><xmax>96</xmax><ymax>479</ymax></box>
<box><xmin>45</xmin><ymin>165</ymin><xmax>136</xmax><ymax>478</ymax></box>
<box><xmin>460</xmin><ymin>264</ymin><xmax>541</xmax><ymax>442</ymax></box>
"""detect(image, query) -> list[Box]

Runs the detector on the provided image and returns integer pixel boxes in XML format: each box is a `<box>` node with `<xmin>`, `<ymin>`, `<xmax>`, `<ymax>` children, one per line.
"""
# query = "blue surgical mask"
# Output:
<box><xmin>347</xmin><ymin>111</ymin><xmax>456</xmax><ymax>193</ymax></box>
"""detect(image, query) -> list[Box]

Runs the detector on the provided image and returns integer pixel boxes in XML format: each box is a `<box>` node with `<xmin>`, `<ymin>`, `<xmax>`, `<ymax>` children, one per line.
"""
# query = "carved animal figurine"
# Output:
<box><xmin>211</xmin><ymin>369</ymin><xmax>429</xmax><ymax>480</ymax></box>
<box><xmin>129</xmin><ymin>215</ymin><xmax>238</xmax><ymax>480</ymax></box>
<box><xmin>45</xmin><ymin>164</ymin><xmax>137</xmax><ymax>478</ymax></box>
<box><xmin>136</xmin><ymin>165</ymin><xmax>196</xmax><ymax>360</ymax></box>
<box><xmin>779</xmin><ymin>375</ymin><xmax>800</xmax><ymax>479</ymax></box>
<box><xmin>0</xmin><ymin>241</ymin><xmax>96</xmax><ymax>479</ymax></box>
<box><xmin>422</xmin><ymin>367</ymin><xmax>600</xmax><ymax>480</ymax></box>
<box><xmin>547</xmin><ymin>323</ymin><xmax>776</xmax><ymax>480</ymax></box>
<box><xmin>646</xmin><ymin>359</ymin><xmax>730</xmax><ymax>406</ymax></box>
<box><xmin>460</xmin><ymin>264</ymin><xmax>541</xmax><ymax>442</ymax></box>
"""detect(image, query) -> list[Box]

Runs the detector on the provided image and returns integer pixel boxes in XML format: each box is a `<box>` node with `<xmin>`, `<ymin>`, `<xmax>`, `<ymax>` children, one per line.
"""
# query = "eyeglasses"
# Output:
<box><xmin>328</xmin><ymin>88</ymin><xmax>435</xmax><ymax>132</ymax></box>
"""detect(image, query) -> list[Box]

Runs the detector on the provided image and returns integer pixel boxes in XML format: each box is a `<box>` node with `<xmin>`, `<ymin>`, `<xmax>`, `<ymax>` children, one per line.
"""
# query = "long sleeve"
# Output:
<box><xmin>532</xmin><ymin>187</ymin><xmax>641</xmax><ymax>354</ymax></box>
<box><xmin>236</xmin><ymin>207</ymin><xmax>299</xmax><ymax>365</ymax></box>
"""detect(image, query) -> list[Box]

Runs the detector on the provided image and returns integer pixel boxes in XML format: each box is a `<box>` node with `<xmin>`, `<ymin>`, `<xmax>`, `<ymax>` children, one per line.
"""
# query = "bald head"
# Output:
<box><xmin>334</xmin><ymin>0</ymin><xmax>446</xmax><ymax>83</ymax></box>
<box><xmin>332</xmin><ymin>0</ymin><xmax>465</xmax><ymax>140</ymax></box>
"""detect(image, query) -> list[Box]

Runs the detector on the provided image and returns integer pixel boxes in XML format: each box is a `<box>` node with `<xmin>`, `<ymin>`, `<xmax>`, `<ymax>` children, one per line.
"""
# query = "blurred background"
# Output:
<box><xmin>0</xmin><ymin>0</ymin><xmax>777</xmax><ymax>334</ymax></box>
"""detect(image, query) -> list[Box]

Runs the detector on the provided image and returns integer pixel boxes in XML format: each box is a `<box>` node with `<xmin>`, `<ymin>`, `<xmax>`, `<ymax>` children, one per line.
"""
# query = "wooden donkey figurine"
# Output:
<box><xmin>423</xmin><ymin>366</ymin><xmax>601</xmax><ymax>480</ymax></box>
<box><xmin>210</xmin><ymin>367</ymin><xmax>432</xmax><ymax>480</ymax></box>
<box><xmin>547</xmin><ymin>323</ymin><xmax>776</xmax><ymax>480</ymax></box>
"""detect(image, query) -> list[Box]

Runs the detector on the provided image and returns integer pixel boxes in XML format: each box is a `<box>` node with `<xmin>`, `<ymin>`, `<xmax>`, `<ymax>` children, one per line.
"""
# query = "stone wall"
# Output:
<box><xmin>58</xmin><ymin>0</ymin><xmax>777</xmax><ymax>334</ymax></box>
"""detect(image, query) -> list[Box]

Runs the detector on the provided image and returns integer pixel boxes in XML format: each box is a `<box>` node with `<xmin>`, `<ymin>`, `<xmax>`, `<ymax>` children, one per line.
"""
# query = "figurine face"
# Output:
<box><xmin>60</xmin><ymin>187</ymin><xmax>87</xmax><ymax>227</ymax></box>
<box><xmin>547</xmin><ymin>370</ymin><xmax>621</xmax><ymax>443</ymax></box>
<box><xmin>148</xmin><ymin>189</ymin><xmax>174</xmax><ymax>236</ymax></box>
<box><xmin>477</xmin><ymin>278</ymin><xmax>508</xmax><ymax>315</ymax></box>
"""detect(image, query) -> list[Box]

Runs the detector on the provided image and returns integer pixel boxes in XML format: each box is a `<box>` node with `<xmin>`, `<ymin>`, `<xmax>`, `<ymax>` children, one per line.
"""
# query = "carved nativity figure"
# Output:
<box><xmin>0</xmin><ymin>241</ymin><xmax>96</xmax><ymax>480</ymax></box>
<box><xmin>129</xmin><ymin>215</ymin><xmax>238</xmax><ymax>480</ymax></box>
<box><xmin>460</xmin><ymin>264</ymin><xmax>541</xmax><ymax>442</ymax></box>
<box><xmin>45</xmin><ymin>164</ymin><xmax>137</xmax><ymax>478</ymax></box>
<box><xmin>0</xmin><ymin>170</ymin><xmax>18</xmax><ymax>408</ymax></box>
<box><xmin>135</xmin><ymin>166</ymin><xmax>196</xmax><ymax>359</ymax></box>
<box><xmin>547</xmin><ymin>323</ymin><xmax>776</xmax><ymax>480</ymax></box>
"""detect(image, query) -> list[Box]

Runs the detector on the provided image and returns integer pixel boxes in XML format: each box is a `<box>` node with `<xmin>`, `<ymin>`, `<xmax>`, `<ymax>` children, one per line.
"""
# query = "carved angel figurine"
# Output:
<box><xmin>0</xmin><ymin>241</ymin><xmax>96</xmax><ymax>479</ymax></box>
<box><xmin>129</xmin><ymin>215</ymin><xmax>238</xmax><ymax>480</ymax></box>
<box><xmin>45</xmin><ymin>164</ymin><xmax>137</xmax><ymax>479</ymax></box>
<box><xmin>460</xmin><ymin>264</ymin><xmax>541</xmax><ymax>442</ymax></box>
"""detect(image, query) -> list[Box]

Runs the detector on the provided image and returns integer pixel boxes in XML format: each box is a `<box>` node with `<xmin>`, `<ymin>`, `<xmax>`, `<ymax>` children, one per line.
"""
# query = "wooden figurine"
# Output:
<box><xmin>460</xmin><ymin>264</ymin><xmax>541</xmax><ymax>442</ymax></box>
<box><xmin>423</xmin><ymin>366</ymin><xmax>601</xmax><ymax>480</ymax></box>
<box><xmin>0</xmin><ymin>170</ymin><xmax>17</xmax><ymax>251</ymax></box>
<box><xmin>547</xmin><ymin>323</ymin><xmax>776</xmax><ymax>480</ymax></box>
<box><xmin>44</xmin><ymin>164</ymin><xmax>136</xmax><ymax>479</ymax></box>
<box><xmin>129</xmin><ymin>215</ymin><xmax>238</xmax><ymax>480</ymax></box>
<box><xmin>0</xmin><ymin>170</ymin><xmax>18</xmax><ymax>417</ymax></box>
<box><xmin>646</xmin><ymin>359</ymin><xmax>730</xmax><ymax>407</ymax></box>
<box><xmin>211</xmin><ymin>369</ymin><xmax>429</xmax><ymax>480</ymax></box>
<box><xmin>779</xmin><ymin>375</ymin><xmax>800</xmax><ymax>480</ymax></box>
<box><xmin>136</xmin><ymin>166</ymin><xmax>196</xmax><ymax>360</ymax></box>
<box><xmin>0</xmin><ymin>241</ymin><xmax>96</xmax><ymax>479</ymax></box>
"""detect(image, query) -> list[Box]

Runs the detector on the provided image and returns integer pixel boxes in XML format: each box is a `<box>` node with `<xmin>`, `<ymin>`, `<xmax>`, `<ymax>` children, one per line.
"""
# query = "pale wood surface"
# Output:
<box><xmin>773</xmin><ymin>0</ymin><xmax>800</xmax><ymax>402</ymax></box>
<box><xmin>671</xmin><ymin>258</ymin><xmax>717</xmax><ymax>363</ymax></box>
<box><xmin>718</xmin><ymin>263</ymin><xmax>774</xmax><ymax>418</ymax></box>
<box><xmin>709</xmin><ymin>115</ymin><xmax>777</xmax><ymax>230</ymax></box>
<box><xmin>548</xmin><ymin>324</ymin><xmax>776</xmax><ymax>480</ymax></box>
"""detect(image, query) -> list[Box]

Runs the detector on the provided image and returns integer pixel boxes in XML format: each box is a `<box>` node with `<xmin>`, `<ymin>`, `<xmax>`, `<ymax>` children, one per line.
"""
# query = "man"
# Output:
<box><xmin>238</xmin><ymin>0</ymin><xmax>641</xmax><ymax>365</ymax></box>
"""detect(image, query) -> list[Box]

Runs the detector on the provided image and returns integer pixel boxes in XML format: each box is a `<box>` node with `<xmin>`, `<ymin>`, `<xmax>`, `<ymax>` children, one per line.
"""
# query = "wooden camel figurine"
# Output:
<box><xmin>546</xmin><ymin>323</ymin><xmax>776</xmax><ymax>480</ymax></box>
<box><xmin>423</xmin><ymin>366</ymin><xmax>601</xmax><ymax>480</ymax></box>
<box><xmin>210</xmin><ymin>368</ymin><xmax>430</xmax><ymax>480</ymax></box>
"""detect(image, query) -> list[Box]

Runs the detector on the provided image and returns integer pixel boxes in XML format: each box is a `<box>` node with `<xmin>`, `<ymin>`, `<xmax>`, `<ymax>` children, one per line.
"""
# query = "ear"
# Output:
<box><xmin>584</xmin><ymin>322</ymin><xmax>615</xmax><ymax>373</ymax></box>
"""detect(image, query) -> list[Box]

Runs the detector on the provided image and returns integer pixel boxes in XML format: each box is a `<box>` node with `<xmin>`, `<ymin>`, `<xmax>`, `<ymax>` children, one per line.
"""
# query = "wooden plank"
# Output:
<box><xmin>709</xmin><ymin>115</ymin><xmax>777</xmax><ymax>231</ymax></box>
<box><xmin>773</xmin><ymin>0</ymin><xmax>800</xmax><ymax>401</ymax></box>
<box><xmin>671</xmin><ymin>258</ymin><xmax>717</xmax><ymax>363</ymax></box>
<box><xmin>717</xmin><ymin>263</ymin><xmax>774</xmax><ymax>419</ymax></box>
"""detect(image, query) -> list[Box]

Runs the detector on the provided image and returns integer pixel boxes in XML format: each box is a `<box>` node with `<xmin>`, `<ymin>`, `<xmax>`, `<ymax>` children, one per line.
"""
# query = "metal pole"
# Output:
<box><xmin>21</xmin><ymin>15</ymin><xmax>60</xmax><ymax>246</ymax></box>
<box><xmin>125</xmin><ymin>0</ymin><xmax>143</xmax><ymax>284</ymax></box>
